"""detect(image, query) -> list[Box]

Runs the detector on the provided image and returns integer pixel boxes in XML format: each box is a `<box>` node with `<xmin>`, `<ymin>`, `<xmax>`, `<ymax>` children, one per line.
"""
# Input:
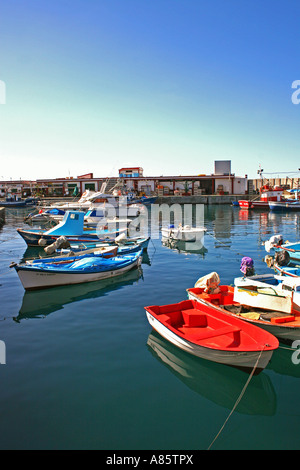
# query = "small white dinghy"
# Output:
<box><xmin>161</xmin><ymin>224</ymin><xmax>206</xmax><ymax>241</ymax></box>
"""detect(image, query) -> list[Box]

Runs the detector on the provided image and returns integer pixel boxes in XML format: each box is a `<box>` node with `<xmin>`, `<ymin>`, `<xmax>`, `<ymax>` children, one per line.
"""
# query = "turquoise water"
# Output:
<box><xmin>1</xmin><ymin>205</ymin><xmax>300</xmax><ymax>450</ymax></box>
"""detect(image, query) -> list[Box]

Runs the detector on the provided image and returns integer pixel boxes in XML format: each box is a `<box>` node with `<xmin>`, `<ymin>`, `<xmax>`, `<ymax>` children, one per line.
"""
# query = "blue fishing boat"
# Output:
<box><xmin>23</xmin><ymin>244</ymin><xmax>119</xmax><ymax>265</ymax></box>
<box><xmin>17</xmin><ymin>210</ymin><xmax>127</xmax><ymax>246</ymax></box>
<box><xmin>273</xmin><ymin>264</ymin><xmax>300</xmax><ymax>278</ymax></box>
<box><xmin>274</xmin><ymin>242</ymin><xmax>300</xmax><ymax>263</ymax></box>
<box><xmin>133</xmin><ymin>196</ymin><xmax>157</xmax><ymax>205</ymax></box>
<box><xmin>269</xmin><ymin>190</ymin><xmax>300</xmax><ymax>211</ymax></box>
<box><xmin>13</xmin><ymin>249</ymin><xmax>143</xmax><ymax>290</ymax></box>
<box><xmin>41</xmin><ymin>236</ymin><xmax>150</xmax><ymax>257</ymax></box>
<box><xmin>269</xmin><ymin>200</ymin><xmax>300</xmax><ymax>211</ymax></box>
<box><xmin>25</xmin><ymin>207</ymin><xmax>66</xmax><ymax>223</ymax></box>
<box><xmin>264</xmin><ymin>235</ymin><xmax>300</xmax><ymax>263</ymax></box>
<box><xmin>62</xmin><ymin>236</ymin><xmax>150</xmax><ymax>254</ymax></box>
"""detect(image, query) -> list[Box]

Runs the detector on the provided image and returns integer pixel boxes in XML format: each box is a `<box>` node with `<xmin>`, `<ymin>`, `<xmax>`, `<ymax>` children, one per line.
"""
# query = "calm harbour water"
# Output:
<box><xmin>0</xmin><ymin>204</ymin><xmax>300</xmax><ymax>450</ymax></box>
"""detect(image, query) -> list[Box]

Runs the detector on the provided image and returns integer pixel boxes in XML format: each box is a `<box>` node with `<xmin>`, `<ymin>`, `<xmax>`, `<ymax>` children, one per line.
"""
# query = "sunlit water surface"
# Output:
<box><xmin>0</xmin><ymin>205</ymin><xmax>300</xmax><ymax>450</ymax></box>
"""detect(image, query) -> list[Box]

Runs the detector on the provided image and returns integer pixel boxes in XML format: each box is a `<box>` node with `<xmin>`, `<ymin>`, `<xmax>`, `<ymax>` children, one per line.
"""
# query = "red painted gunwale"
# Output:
<box><xmin>145</xmin><ymin>299</ymin><xmax>278</xmax><ymax>352</ymax></box>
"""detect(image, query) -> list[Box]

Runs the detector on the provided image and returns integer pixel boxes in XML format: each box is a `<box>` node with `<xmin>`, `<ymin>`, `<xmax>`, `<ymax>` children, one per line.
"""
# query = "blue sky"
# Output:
<box><xmin>0</xmin><ymin>0</ymin><xmax>300</xmax><ymax>181</ymax></box>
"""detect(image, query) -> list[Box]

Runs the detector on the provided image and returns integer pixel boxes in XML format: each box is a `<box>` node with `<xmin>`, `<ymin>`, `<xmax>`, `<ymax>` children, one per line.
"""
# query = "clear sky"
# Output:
<box><xmin>0</xmin><ymin>0</ymin><xmax>300</xmax><ymax>181</ymax></box>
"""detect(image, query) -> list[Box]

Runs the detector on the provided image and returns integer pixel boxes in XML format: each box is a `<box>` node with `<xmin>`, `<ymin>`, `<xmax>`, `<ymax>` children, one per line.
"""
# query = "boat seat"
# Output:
<box><xmin>181</xmin><ymin>309</ymin><xmax>207</xmax><ymax>327</ymax></box>
<box><xmin>157</xmin><ymin>314</ymin><xmax>172</xmax><ymax>324</ymax></box>
<box><xmin>158</xmin><ymin>312</ymin><xmax>182</xmax><ymax>326</ymax></box>
<box><xmin>198</xmin><ymin>325</ymin><xmax>241</xmax><ymax>340</ymax></box>
<box><xmin>182</xmin><ymin>325</ymin><xmax>241</xmax><ymax>341</ymax></box>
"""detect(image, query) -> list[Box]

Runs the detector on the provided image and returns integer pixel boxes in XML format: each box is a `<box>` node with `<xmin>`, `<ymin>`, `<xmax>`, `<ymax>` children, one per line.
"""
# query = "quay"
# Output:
<box><xmin>38</xmin><ymin>194</ymin><xmax>249</xmax><ymax>206</ymax></box>
<box><xmin>0</xmin><ymin>161</ymin><xmax>250</xmax><ymax>201</ymax></box>
<box><xmin>156</xmin><ymin>194</ymin><xmax>248</xmax><ymax>205</ymax></box>
<box><xmin>2</xmin><ymin>162</ymin><xmax>296</xmax><ymax>205</ymax></box>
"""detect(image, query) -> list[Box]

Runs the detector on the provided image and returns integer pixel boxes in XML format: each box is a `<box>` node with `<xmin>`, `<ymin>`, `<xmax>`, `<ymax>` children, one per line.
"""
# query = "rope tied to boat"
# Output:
<box><xmin>207</xmin><ymin>345</ymin><xmax>266</xmax><ymax>450</ymax></box>
<box><xmin>205</xmin><ymin>231</ymin><xmax>245</xmax><ymax>257</ymax></box>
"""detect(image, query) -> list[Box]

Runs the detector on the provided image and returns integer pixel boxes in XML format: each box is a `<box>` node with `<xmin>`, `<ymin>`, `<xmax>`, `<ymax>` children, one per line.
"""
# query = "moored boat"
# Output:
<box><xmin>274</xmin><ymin>242</ymin><xmax>300</xmax><ymax>263</ymax></box>
<box><xmin>13</xmin><ymin>249</ymin><xmax>143</xmax><ymax>290</ymax></box>
<box><xmin>16</xmin><ymin>266</ymin><xmax>143</xmax><ymax>321</ymax></box>
<box><xmin>273</xmin><ymin>264</ymin><xmax>300</xmax><ymax>278</ymax></box>
<box><xmin>238</xmin><ymin>185</ymin><xmax>285</xmax><ymax>210</ymax></box>
<box><xmin>17</xmin><ymin>210</ymin><xmax>127</xmax><ymax>247</ymax></box>
<box><xmin>134</xmin><ymin>195</ymin><xmax>157</xmax><ymax>205</ymax></box>
<box><xmin>40</xmin><ymin>189</ymin><xmax>108</xmax><ymax>212</ymax></box>
<box><xmin>233</xmin><ymin>276</ymin><xmax>296</xmax><ymax>314</ymax></box>
<box><xmin>162</xmin><ymin>237</ymin><xmax>207</xmax><ymax>255</ymax></box>
<box><xmin>40</xmin><ymin>235</ymin><xmax>150</xmax><ymax>257</ymax></box>
<box><xmin>62</xmin><ymin>236</ymin><xmax>150</xmax><ymax>255</ymax></box>
<box><xmin>0</xmin><ymin>196</ymin><xmax>39</xmax><ymax>207</ymax></box>
<box><xmin>264</xmin><ymin>256</ymin><xmax>300</xmax><ymax>278</ymax></box>
<box><xmin>161</xmin><ymin>224</ymin><xmax>206</xmax><ymax>241</ymax></box>
<box><xmin>187</xmin><ymin>273</ymin><xmax>300</xmax><ymax>343</ymax></box>
<box><xmin>41</xmin><ymin>188</ymin><xmax>156</xmax><ymax>216</ymax></box>
<box><xmin>238</xmin><ymin>200</ymin><xmax>254</xmax><ymax>209</ymax></box>
<box><xmin>144</xmin><ymin>299</ymin><xmax>278</xmax><ymax>374</ymax></box>
<box><xmin>25</xmin><ymin>208</ymin><xmax>66</xmax><ymax>223</ymax></box>
<box><xmin>269</xmin><ymin>200</ymin><xmax>300</xmax><ymax>211</ymax></box>
<box><xmin>27</xmin><ymin>245</ymin><xmax>119</xmax><ymax>264</ymax></box>
<box><xmin>263</xmin><ymin>236</ymin><xmax>300</xmax><ymax>273</ymax></box>
<box><xmin>268</xmin><ymin>188</ymin><xmax>300</xmax><ymax>211</ymax></box>
<box><xmin>24</xmin><ymin>234</ymin><xmax>150</xmax><ymax>256</ymax></box>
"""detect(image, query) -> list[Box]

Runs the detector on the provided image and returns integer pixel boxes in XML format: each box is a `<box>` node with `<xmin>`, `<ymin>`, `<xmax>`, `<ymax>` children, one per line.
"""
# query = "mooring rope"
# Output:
<box><xmin>279</xmin><ymin>344</ymin><xmax>294</xmax><ymax>351</ymax></box>
<box><xmin>207</xmin><ymin>346</ymin><xmax>265</xmax><ymax>450</ymax></box>
<box><xmin>205</xmin><ymin>231</ymin><xmax>246</xmax><ymax>257</ymax></box>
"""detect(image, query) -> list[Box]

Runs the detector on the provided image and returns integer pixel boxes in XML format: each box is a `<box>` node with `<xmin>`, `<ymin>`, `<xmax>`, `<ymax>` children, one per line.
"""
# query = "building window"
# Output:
<box><xmin>84</xmin><ymin>183</ymin><xmax>95</xmax><ymax>191</ymax></box>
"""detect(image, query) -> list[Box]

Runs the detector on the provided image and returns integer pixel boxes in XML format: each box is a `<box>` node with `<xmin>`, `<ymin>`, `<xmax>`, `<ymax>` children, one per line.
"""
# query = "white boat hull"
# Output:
<box><xmin>146</xmin><ymin>312</ymin><xmax>273</xmax><ymax>372</ymax></box>
<box><xmin>233</xmin><ymin>284</ymin><xmax>293</xmax><ymax>314</ymax></box>
<box><xmin>269</xmin><ymin>201</ymin><xmax>300</xmax><ymax>211</ymax></box>
<box><xmin>161</xmin><ymin>227</ymin><xmax>206</xmax><ymax>242</ymax></box>
<box><xmin>16</xmin><ymin>257</ymin><xmax>141</xmax><ymax>290</ymax></box>
<box><xmin>234</xmin><ymin>275</ymin><xmax>300</xmax><ymax>312</ymax></box>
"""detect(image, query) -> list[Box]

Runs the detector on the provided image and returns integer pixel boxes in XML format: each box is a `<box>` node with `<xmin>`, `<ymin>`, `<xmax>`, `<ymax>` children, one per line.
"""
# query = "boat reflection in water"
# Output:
<box><xmin>15</xmin><ymin>265</ymin><xmax>143</xmax><ymax>322</ymax></box>
<box><xmin>162</xmin><ymin>238</ymin><xmax>208</xmax><ymax>257</ymax></box>
<box><xmin>267</xmin><ymin>344</ymin><xmax>300</xmax><ymax>379</ymax></box>
<box><xmin>147</xmin><ymin>330</ymin><xmax>277</xmax><ymax>416</ymax></box>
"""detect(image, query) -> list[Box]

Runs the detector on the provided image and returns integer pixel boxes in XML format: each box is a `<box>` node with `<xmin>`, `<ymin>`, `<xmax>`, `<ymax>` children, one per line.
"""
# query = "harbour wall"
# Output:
<box><xmin>156</xmin><ymin>194</ymin><xmax>249</xmax><ymax>205</ymax></box>
<box><xmin>40</xmin><ymin>194</ymin><xmax>249</xmax><ymax>206</ymax></box>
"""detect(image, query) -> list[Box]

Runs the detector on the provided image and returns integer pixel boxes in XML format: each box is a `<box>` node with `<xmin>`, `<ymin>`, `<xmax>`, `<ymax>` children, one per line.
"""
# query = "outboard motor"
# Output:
<box><xmin>44</xmin><ymin>236</ymin><xmax>71</xmax><ymax>255</ymax></box>
<box><xmin>274</xmin><ymin>250</ymin><xmax>290</xmax><ymax>266</ymax></box>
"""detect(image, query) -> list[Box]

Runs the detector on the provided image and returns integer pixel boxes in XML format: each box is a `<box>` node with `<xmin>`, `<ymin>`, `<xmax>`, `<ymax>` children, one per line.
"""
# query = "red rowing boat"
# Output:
<box><xmin>145</xmin><ymin>299</ymin><xmax>278</xmax><ymax>374</ymax></box>
<box><xmin>238</xmin><ymin>185</ymin><xmax>285</xmax><ymax>210</ymax></box>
